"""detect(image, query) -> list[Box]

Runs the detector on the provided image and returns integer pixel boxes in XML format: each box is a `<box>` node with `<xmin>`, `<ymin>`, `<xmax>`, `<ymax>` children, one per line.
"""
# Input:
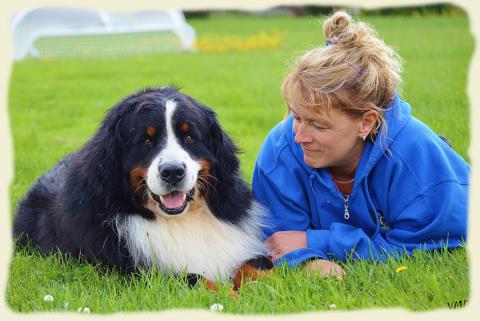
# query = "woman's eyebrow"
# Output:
<box><xmin>290</xmin><ymin>106</ymin><xmax>332</xmax><ymax>125</ymax></box>
<box><xmin>293</xmin><ymin>112</ymin><xmax>329</xmax><ymax>125</ymax></box>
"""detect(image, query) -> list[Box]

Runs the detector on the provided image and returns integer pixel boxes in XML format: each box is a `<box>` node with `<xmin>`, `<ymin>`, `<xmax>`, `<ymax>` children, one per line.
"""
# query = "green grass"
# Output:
<box><xmin>7</xmin><ymin>246</ymin><xmax>469</xmax><ymax>313</ymax></box>
<box><xmin>7</xmin><ymin>14</ymin><xmax>472</xmax><ymax>313</ymax></box>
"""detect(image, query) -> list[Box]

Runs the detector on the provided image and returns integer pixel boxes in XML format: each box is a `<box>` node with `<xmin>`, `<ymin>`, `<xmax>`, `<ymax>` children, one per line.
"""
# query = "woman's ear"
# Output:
<box><xmin>359</xmin><ymin>110</ymin><xmax>378</xmax><ymax>139</ymax></box>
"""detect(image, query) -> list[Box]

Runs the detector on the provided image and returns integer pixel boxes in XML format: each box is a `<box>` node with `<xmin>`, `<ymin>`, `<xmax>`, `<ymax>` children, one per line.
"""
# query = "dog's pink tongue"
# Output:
<box><xmin>161</xmin><ymin>192</ymin><xmax>185</xmax><ymax>209</ymax></box>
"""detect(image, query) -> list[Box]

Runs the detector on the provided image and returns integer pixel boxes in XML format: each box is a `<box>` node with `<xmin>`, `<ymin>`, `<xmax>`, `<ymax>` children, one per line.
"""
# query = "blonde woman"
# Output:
<box><xmin>252</xmin><ymin>11</ymin><xmax>469</xmax><ymax>275</ymax></box>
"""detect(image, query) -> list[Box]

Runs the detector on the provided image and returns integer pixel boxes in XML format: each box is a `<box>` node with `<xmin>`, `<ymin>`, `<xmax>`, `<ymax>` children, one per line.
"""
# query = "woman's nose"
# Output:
<box><xmin>294</xmin><ymin>124</ymin><xmax>312</xmax><ymax>144</ymax></box>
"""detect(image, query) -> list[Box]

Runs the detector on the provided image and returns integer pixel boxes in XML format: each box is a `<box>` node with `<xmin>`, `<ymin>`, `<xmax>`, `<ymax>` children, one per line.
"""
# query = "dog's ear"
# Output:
<box><xmin>74</xmin><ymin>99</ymin><xmax>127</xmax><ymax>197</ymax></box>
<box><xmin>208</xmin><ymin>113</ymin><xmax>240</xmax><ymax>180</ymax></box>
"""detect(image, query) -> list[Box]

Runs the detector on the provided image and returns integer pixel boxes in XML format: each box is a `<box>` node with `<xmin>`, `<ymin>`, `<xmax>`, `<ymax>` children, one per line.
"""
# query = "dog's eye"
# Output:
<box><xmin>184</xmin><ymin>135</ymin><xmax>193</xmax><ymax>143</ymax></box>
<box><xmin>144</xmin><ymin>138</ymin><xmax>152</xmax><ymax>145</ymax></box>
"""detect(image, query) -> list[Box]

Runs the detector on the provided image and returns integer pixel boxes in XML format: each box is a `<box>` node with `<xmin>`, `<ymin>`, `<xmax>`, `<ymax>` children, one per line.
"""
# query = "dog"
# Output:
<box><xmin>13</xmin><ymin>87</ymin><xmax>273</xmax><ymax>291</ymax></box>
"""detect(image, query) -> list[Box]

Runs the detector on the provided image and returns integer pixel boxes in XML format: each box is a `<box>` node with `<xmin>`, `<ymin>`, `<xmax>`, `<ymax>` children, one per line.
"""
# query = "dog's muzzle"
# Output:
<box><xmin>150</xmin><ymin>188</ymin><xmax>195</xmax><ymax>215</ymax></box>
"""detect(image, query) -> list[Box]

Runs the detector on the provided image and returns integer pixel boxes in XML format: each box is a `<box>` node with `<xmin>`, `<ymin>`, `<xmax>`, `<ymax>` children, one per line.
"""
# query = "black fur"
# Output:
<box><xmin>13</xmin><ymin>87</ymin><xmax>267</xmax><ymax>273</ymax></box>
<box><xmin>247</xmin><ymin>256</ymin><xmax>275</xmax><ymax>270</ymax></box>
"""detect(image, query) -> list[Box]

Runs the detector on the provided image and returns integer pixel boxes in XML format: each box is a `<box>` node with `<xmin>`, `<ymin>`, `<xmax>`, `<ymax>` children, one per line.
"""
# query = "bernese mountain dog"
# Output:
<box><xmin>13</xmin><ymin>87</ymin><xmax>273</xmax><ymax>291</ymax></box>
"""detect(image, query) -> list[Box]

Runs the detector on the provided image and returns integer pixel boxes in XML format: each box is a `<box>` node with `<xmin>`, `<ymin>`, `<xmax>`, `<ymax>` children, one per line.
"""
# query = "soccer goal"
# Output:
<box><xmin>11</xmin><ymin>7</ymin><xmax>196</xmax><ymax>60</ymax></box>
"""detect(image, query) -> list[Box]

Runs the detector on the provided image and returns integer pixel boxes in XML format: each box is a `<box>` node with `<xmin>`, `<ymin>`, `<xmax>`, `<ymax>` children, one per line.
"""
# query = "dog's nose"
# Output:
<box><xmin>159</xmin><ymin>163</ymin><xmax>186</xmax><ymax>184</ymax></box>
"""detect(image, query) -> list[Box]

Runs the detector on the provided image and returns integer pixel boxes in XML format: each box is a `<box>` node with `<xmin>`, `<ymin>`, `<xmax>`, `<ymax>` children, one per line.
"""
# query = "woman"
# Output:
<box><xmin>252</xmin><ymin>11</ymin><xmax>469</xmax><ymax>275</ymax></box>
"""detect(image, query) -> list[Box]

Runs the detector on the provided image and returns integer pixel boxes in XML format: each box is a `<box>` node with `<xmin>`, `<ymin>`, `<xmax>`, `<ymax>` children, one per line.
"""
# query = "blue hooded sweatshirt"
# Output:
<box><xmin>252</xmin><ymin>93</ymin><xmax>469</xmax><ymax>267</ymax></box>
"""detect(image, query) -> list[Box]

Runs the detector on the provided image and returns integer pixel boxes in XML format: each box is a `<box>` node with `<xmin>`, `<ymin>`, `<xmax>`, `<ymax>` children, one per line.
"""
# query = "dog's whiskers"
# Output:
<box><xmin>197</xmin><ymin>176</ymin><xmax>217</xmax><ymax>194</ymax></box>
<box><xmin>133</xmin><ymin>179</ymin><xmax>148</xmax><ymax>203</ymax></box>
<box><xmin>201</xmin><ymin>173</ymin><xmax>219</xmax><ymax>184</ymax></box>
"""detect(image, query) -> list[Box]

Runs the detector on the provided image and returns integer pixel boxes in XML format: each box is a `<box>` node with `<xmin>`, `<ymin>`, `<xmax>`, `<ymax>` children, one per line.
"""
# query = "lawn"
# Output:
<box><xmin>7</xmin><ymin>13</ymin><xmax>473</xmax><ymax>313</ymax></box>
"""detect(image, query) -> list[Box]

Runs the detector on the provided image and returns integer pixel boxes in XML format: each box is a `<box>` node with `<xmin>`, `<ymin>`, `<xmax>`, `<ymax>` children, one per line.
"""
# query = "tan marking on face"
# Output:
<box><xmin>129</xmin><ymin>166</ymin><xmax>148</xmax><ymax>198</ymax></box>
<box><xmin>198</xmin><ymin>159</ymin><xmax>211</xmax><ymax>175</ymax></box>
<box><xmin>146</xmin><ymin>126</ymin><xmax>156</xmax><ymax>137</ymax></box>
<box><xmin>196</xmin><ymin>159</ymin><xmax>212</xmax><ymax>197</ymax></box>
<box><xmin>146</xmin><ymin>198</ymin><xmax>159</xmax><ymax>212</ymax></box>
<box><xmin>180</xmin><ymin>122</ymin><xmax>189</xmax><ymax>133</ymax></box>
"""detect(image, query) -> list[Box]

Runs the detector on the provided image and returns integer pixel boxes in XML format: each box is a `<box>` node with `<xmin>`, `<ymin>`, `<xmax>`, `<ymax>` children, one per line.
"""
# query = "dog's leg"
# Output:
<box><xmin>232</xmin><ymin>256</ymin><xmax>274</xmax><ymax>289</ymax></box>
<box><xmin>186</xmin><ymin>273</ymin><xmax>239</xmax><ymax>298</ymax></box>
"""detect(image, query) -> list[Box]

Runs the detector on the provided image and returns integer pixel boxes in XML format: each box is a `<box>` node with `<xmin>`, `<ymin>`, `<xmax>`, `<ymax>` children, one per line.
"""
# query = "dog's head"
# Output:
<box><xmin>80</xmin><ymin>87</ymin><xmax>240</xmax><ymax>219</ymax></box>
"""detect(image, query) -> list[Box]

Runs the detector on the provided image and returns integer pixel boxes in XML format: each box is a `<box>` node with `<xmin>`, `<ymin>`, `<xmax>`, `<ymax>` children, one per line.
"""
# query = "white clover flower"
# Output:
<box><xmin>77</xmin><ymin>307</ymin><xmax>91</xmax><ymax>313</ymax></box>
<box><xmin>329</xmin><ymin>303</ymin><xmax>337</xmax><ymax>310</ymax></box>
<box><xmin>43</xmin><ymin>294</ymin><xmax>54</xmax><ymax>302</ymax></box>
<box><xmin>210</xmin><ymin>303</ymin><xmax>224</xmax><ymax>312</ymax></box>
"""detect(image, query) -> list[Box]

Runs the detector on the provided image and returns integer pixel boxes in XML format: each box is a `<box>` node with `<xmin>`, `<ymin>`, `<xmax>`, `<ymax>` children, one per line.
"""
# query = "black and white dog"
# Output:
<box><xmin>13</xmin><ymin>87</ymin><xmax>272</xmax><ymax>288</ymax></box>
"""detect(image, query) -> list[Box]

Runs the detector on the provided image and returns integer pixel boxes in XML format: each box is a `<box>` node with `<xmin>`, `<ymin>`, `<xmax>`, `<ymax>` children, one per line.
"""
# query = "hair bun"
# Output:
<box><xmin>323</xmin><ymin>11</ymin><xmax>352</xmax><ymax>39</ymax></box>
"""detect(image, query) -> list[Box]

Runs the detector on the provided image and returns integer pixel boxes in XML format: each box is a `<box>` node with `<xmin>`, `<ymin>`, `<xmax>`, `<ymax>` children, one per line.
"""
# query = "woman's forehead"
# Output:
<box><xmin>290</xmin><ymin>105</ymin><xmax>334</xmax><ymax>123</ymax></box>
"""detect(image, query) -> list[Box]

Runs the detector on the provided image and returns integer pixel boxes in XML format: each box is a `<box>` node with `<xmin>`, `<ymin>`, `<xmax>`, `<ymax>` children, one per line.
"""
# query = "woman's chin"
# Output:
<box><xmin>303</xmin><ymin>155</ymin><xmax>325</xmax><ymax>169</ymax></box>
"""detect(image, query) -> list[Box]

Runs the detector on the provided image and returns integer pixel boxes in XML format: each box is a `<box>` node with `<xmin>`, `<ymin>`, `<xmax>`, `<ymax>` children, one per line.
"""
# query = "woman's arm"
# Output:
<box><xmin>253</xmin><ymin>161</ymin><xmax>330</xmax><ymax>266</ymax></box>
<box><xmin>256</xmin><ymin>156</ymin><xmax>467</xmax><ymax>262</ymax></box>
<box><xmin>305</xmin><ymin>180</ymin><xmax>468</xmax><ymax>260</ymax></box>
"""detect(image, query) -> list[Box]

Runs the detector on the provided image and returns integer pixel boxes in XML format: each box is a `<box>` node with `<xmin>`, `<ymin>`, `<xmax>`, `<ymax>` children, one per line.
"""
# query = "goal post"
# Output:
<box><xmin>11</xmin><ymin>6</ymin><xmax>196</xmax><ymax>60</ymax></box>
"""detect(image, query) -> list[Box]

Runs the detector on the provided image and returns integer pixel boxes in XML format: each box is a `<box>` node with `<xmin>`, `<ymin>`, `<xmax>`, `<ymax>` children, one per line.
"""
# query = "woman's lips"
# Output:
<box><xmin>301</xmin><ymin>146</ymin><xmax>320</xmax><ymax>153</ymax></box>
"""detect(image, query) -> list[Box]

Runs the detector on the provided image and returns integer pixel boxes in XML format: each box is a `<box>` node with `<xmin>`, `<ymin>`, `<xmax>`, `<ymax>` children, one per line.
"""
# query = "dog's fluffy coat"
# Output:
<box><xmin>13</xmin><ymin>87</ymin><xmax>271</xmax><ymax>281</ymax></box>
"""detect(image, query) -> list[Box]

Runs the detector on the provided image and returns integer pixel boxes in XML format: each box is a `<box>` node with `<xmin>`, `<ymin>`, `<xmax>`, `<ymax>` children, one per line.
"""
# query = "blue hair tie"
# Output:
<box><xmin>325</xmin><ymin>39</ymin><xmax>334</xmax><ymax>46</ymax></box>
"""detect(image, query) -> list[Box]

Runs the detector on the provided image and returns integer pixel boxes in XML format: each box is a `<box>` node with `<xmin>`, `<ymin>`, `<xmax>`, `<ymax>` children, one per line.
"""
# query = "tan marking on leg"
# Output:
<box><xmin>204</xmin><ymin>278</ymin><xmax>239</xmax><ymax>298</ymax></box>
<box><xmin>232</xmin><ymin>262</ymin><xmax>273</xmax><ymax>289</ymax></box>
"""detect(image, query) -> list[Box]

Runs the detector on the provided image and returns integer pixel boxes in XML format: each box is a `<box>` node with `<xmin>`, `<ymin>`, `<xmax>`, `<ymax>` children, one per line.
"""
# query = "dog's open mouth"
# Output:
<box><xmin>150</xmin><ymin>188</ymin><xmax>195</xmax><ymax>215</ymax></box>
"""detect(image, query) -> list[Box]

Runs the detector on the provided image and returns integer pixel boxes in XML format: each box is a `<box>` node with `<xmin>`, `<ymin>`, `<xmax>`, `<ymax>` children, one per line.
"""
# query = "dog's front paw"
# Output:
<box><xmin>232</xmin><ymin>256</ymin><xmax>274</xmax><ymax>289</ymax></box>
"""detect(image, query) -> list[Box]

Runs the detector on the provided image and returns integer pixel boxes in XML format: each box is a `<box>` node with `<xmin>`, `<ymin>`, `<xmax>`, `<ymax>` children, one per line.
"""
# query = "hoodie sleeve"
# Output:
<box><xmin>252</xmin><ymin>134</ymin><xmax>329</xmax><ymax>267</ymax></box>
<box><xmin>306</xmin><ymin>179</ymin><xmax>468</xmax><ymax>261</ymax></box>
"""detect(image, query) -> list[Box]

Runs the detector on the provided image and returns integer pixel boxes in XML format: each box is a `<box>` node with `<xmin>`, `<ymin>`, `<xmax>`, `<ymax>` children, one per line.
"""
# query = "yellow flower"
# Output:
<box><xmin>194</xmin><ymin>29</ymin><xmax>284</xmax><ymax>53</ymax></box>
<box><xmin>396</xmin><ymin>265</ymin><xmax>408</xmax><ymax>273</ymax></box>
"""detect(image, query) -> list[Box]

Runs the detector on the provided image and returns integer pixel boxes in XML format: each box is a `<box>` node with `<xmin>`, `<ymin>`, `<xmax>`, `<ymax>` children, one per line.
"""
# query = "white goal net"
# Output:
<box><xmin>11</xmin><ymin>7</ymin><xmax>196</xmax><ymax>60</ymax></box>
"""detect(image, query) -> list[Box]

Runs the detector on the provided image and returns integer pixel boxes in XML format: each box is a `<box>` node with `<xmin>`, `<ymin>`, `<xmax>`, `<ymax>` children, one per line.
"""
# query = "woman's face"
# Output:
<box><xmin>291</xmin><ymin>105</ymin><xmax>365</xmax><ymax>171</ymax></box>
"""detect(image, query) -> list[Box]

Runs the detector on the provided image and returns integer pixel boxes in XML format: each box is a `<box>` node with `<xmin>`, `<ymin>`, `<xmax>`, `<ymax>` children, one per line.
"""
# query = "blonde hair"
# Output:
<box><xmin>282</xmin><ymin>11</ymin><xmax>403</xmax><ymax>141</ymax></box>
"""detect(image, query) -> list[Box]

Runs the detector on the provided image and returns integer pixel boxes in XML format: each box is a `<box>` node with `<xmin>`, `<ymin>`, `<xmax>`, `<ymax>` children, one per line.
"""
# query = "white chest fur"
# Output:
<box><xmin>115</xmin><ymin>200</ymin><xmax>266</xmax><ymax>281</ymax></box>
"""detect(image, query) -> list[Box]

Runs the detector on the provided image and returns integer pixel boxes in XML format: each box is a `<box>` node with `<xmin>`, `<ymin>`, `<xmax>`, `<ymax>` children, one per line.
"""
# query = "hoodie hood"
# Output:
<box><xmin>283</xmin><ymin>92</ymin><xmax>412</xmax><ymax>182</ymax></box>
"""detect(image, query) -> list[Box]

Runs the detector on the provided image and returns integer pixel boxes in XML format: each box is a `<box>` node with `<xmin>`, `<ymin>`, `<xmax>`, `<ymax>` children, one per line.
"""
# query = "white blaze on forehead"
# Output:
<box><xmin>165</xmin><ymin>99</ymin><xmax>177</xmax><ymax>145</ymax></box>
<box><xmin>146</xmin><ymin>99</ymin><xmax>200</xmax><ymax>196</ymax></box>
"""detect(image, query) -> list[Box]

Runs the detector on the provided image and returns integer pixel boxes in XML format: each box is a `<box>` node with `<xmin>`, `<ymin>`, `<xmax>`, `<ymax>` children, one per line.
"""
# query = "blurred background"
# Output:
<box><xmin>11</xmin><ymin>4</ymin><xmax>467</xmax><ymax>60</ymax></box>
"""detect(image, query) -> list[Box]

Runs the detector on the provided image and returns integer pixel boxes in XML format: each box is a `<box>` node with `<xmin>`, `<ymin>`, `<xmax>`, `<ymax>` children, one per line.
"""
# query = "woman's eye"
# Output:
<box><xmin>311</xmin><ymin>123</ymin><xmax>326</xmax><ymax>130</ymax></box>
<box><xmin>184</xmin><ymin>135</ymin><xmax>193</xmax><ymax>143</ymax></box>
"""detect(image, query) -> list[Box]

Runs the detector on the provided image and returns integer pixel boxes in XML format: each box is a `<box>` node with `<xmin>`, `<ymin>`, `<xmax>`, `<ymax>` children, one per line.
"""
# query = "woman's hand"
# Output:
<box><xmin>265</xmin><ymin>230</ymin><xmax>307</xmax><ymax>261</ymax></box>
<box><xmin>265</xmin><ymin>231</ymin><xmax>346</xmax><ymax>278</ymax></box>
<box><xmin>302</xmin><ymin>259</ymin><xmax>346</xmax><ymax>278</ymax></box>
